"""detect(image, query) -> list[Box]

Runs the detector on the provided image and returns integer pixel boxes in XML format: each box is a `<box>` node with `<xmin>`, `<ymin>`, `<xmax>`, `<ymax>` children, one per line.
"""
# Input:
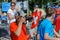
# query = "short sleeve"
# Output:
<box><xmin>45</xmin><ymin>23</ymin><xmax>51</xmax><ymax>33</ymax></box>
<box><xmin>10</xmin><ymin>22</ymin><xmax>18</xmax><ymax>33</ymax></box>
<box><xmin>7</xmin><ymin>9</ymin><xmax>11</xmax><ymax>14</ymax></box>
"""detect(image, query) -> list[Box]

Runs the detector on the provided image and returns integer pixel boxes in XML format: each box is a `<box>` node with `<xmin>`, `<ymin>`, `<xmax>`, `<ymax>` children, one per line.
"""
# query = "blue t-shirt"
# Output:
<box><xmin>37</xmin><ymin>19</ymin><xmax>54</xmax><ymax>40</ymax></box>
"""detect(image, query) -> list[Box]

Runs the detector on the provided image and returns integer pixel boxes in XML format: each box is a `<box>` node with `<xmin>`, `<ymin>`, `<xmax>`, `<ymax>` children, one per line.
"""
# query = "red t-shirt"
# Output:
<box><xmin>55</xmin><ymin>16</ymin><xmax>60</xmax><ymax>32</ymax></box>
<box><xmin>10</xmin><ymin>22</ymin><xmax>28</xmax><ymax>40</ymax></box>
<box><xmin>31</xmin><ymin>10</ymin><xmax>42</xmax><ymax>29</ymax></box>
<box><xmin>55</xmin><ymin>8</ymin><xmax>60</xmax><ymax>14</ymax></box>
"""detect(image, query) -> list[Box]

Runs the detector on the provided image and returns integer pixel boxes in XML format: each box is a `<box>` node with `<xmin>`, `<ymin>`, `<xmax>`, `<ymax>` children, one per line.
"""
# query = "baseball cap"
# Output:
<box><xmin>20</xmin><ymin>13</ymin><xmax>26</xmax><ymax>17</ymax></box>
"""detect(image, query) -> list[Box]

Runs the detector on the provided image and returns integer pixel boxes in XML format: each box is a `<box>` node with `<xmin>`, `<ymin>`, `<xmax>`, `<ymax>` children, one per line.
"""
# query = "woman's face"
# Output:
<box><xmin>11</xmin><ymin>4</ymin><xmax>15</xmax><ymax>10</ymax></box>
<box><xmin>15</xmin><ymin>16</ymin><xmax>20</xmax><ymax>22</ymax></box>
<box><xmin>16</xmin><ymin>16</ymin><xmax>25</xmax><ymax>23</ymax></box>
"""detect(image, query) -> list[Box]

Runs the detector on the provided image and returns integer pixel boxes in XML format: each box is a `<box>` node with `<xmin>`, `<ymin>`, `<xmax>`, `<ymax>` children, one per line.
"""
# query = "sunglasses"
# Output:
<box><xmin>11</xmin><ymin>4</ymin><xmax>15</xmax><ymax>7</ymax></box>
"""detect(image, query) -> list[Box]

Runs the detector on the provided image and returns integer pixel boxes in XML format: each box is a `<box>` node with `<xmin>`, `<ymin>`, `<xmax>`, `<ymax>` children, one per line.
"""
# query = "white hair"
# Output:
<box><xmin>39</xmin><ymin>9</ymin><xmax>46</xmax><ymax>18</ymax></box>
<box><xmin>34</xmin><ymin>8</ymin><xmax>46</xmax><ymax>18</ymax></box>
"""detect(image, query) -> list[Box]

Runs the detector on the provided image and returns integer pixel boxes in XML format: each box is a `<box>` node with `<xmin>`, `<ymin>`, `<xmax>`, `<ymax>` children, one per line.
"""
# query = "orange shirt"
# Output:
<box><xmin>55</xmin><ymin>16</ymin><xmax>60</xmax><ymax>32</ymax></box>
<box><xmin>10</xmin><ymin>22</ymin><xmax>28</xmax><ymax>40</ymax></box>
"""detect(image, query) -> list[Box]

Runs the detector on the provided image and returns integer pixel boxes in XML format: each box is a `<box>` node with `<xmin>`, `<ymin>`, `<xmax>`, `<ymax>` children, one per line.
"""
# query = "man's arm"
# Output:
<box><xmin>53</xmin><ymin>29</ymin><xmax>60</xmax><ymax>37</ymax></box>
<box><xmin>44</xmin><ymin>33</ymin><xmax>60</xmax><ymax>40</ymax></box>
<box><xmin>7</xmin><ymin>13</ymin><xmax>15</xmax><ymax>20</ymax></box>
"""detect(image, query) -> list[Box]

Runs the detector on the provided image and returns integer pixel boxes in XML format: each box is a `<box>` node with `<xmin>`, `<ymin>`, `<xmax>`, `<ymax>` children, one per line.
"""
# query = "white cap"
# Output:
<box><xmin>20</xmin><ymin>12</ymin><xmax>26</xmax><ymax>17</ymax></box>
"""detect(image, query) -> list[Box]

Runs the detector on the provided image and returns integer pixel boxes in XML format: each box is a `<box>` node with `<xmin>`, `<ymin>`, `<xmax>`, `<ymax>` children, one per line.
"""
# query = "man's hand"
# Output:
<box><xmin>53</xmin><ymin>29</ymin><xmax>60</xmax><ymax>38</ymax></box>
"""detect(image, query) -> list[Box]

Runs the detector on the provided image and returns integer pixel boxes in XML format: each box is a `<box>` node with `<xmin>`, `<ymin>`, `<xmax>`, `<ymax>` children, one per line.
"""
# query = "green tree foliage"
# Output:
<box><xmin>28</xmin><ymin>0</ymin><xmax>56</xmax><ymax>11</ymax></box>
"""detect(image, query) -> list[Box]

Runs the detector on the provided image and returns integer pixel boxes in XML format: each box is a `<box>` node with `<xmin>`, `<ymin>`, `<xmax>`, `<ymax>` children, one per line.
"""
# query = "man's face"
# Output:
<box><xmin>11</xmin><ymin>3</ymin><xmax>15</xmax><ymax>10</ymax></box>
<box><xmin>51</xmin><ymin>13</ymin><xmax>55</xmax><ymax>23</ymax></box>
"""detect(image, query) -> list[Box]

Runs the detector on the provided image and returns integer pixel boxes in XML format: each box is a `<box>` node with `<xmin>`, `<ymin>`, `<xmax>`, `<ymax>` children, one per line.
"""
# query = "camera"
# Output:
<box><xmin>25</xmin><ymin>15</ymin><xmax>33</xmax><ymax>22</ymax></box>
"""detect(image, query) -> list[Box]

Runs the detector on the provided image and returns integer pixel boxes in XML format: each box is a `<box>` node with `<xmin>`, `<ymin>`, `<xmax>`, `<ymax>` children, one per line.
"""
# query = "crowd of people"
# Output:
<box><xmin>6</xmin><ymin>2</ymin><xmax>60</xmax><ymax>40</ymax></box>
